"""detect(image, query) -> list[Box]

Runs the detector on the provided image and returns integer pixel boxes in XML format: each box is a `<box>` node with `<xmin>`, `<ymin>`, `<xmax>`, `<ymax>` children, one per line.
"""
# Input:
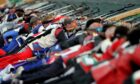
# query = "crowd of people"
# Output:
<box><xmin>0</xmin><ymin>2</ymin><xmax>140</xmax><ymax>84</ymax></box>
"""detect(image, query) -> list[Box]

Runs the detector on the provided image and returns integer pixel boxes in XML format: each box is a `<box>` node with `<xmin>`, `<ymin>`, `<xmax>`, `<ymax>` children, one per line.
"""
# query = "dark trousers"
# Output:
<box><xmin>18</xmin><ymin>57</ymin><xmax>66</xmax><ymax>84</ymax></box>
<box><xmin>45</xmin><ymin>63</ymin><xmax>94</xmax><ymax>84</ymax></box>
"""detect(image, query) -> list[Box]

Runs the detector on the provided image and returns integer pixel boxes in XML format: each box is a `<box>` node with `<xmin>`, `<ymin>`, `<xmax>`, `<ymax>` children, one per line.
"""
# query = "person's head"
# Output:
<box><xmin>24</xmin><ymin>9</ymin><xmax>32</xmax><ymax>15</ymax></box>
<box><xmin>15</xmin><ymin>8</ymin><xmax>24</xmax><ymax>17</ymax></box>
<box><xmin>42</xmin><ymin>20</ymin><xmax>52</xmax><ymax>28</ymax></box>
<box><xmin>85</xmin><ymin>18</ymin><xmax>103</xmax><ymax>31</ymax></box>
<box><xmin>41</xmin><ymin>15</ymin><xmax>55</xmax><ymax>28</ymax></box>
<box><xmin>133</xmin><ymin>22</ymin><xmax>140</xmax><ymax>30</ymax></box>
<box><xmin>114</xmin><ymin>26</ymin><xmax>129</xmax><ymax>39</ymax></box>
<box><xmin>23</xmin><ymin>15</ymin><xmax>32</xmax><ymax>23</ymax></box>
<box><xmin>85</xmin><ymin>18</ymin><xmax>103</xmax><ymax>35</ymax></box>
<box><xmin>30</xmin><ymin>17</ymin><xmax>42</xmax><ymax>28</ymax></box>
<box><xmin>127</xmin><ymin>27</ymin><xmax>140</xmax><ymax>45</ymax></box>
<box><xmin>103</xmin><ymin>24</ymin><xmax>116</xmax><ymax>39</ymax></box>
<box><xmin>63</xmin><ymin>18</ymin><xmax>78</xmax><ymax>32</ymax></box>
<box><xmin>23</xmin><ymin>9</ymin><xmax>33</xmax><ymax>23</ymax></box>
<box><xmin>117</xmin><ymin>21</ymin><xmax>134</xmax><ymax>30</ymax></box>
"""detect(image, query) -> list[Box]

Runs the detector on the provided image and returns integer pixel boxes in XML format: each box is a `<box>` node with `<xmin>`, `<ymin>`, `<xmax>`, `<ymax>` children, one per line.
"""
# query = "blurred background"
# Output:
<box><xmin>1</xmin><ymin>0</ymin><xmax>140</xmax><ymax>14</ymax></box>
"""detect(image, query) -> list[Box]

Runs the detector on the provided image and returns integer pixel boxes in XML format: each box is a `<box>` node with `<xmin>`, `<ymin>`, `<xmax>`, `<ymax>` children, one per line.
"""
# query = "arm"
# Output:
<box><xmin>59</xmin><ymin>34</ymin><xmax>87</xmax><ymax>50</ymax></box>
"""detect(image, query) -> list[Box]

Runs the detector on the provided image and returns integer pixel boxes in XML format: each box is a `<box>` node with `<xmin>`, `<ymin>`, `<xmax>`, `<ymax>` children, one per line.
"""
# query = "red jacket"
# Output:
<box><xmin>62</xmin><ymin>42</ymin><xmax>94</xmax><ymax>64</ymax></box>
<box><xmin>91</xmin><ymin>44</ymin><xmax>140</xmax><ymax>84</ymax></box>
<box><xmin>0</xmin><ymin>47</ymin><xmax>33</xmax><ymax>69</ymax></box>
<box><xmin>94</xmin><ymin>38</ymin><xmax>126</xmax><ymax>61</ymax></box>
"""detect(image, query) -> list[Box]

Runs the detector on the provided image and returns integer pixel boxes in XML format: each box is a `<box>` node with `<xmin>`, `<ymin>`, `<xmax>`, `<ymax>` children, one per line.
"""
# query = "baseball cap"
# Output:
<box><xmin>63</xmin><ymin>18</ymin><xmax>74</xmax><ymax>26</ymax></box>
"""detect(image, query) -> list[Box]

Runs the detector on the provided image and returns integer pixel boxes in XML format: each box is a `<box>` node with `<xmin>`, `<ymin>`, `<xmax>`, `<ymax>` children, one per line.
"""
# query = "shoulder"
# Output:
<box><xmin>54</xmin><ymin>27</ymin><xmax>63</xmax><ymax>37</ymax></box>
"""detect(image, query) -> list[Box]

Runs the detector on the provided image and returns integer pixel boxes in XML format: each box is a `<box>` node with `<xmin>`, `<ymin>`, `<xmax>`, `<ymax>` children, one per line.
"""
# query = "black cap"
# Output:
<box><xmin>63</xmin><ymin>18</ymin><xmax>74</xmax><ymax>26</ymax></box>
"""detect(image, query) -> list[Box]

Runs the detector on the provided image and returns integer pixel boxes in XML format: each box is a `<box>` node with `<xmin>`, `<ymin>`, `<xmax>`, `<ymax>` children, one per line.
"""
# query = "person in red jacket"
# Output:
<box><xmin>91</xmin><ymin>28</ymin><xmax>140</xmax><ymax>84</ymax></box>
<box><xmin>93</xmin><ymin>26</ymin><xmax>129</xmax><ymax>61</ymax></box>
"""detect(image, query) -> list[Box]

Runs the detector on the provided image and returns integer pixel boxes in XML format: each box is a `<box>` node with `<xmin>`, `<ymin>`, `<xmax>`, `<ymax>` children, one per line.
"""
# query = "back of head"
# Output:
<box><xmin>102</xmin><ymin>23</ymin><xmax>116</xmax><ymax>33</ymax></box>
<box><xmin>15</xmin><ymin>8</ymin><xmax>24</xmax><ymax>17</ymax></box>
<box><xmin>30</xmin><ymin>17</ymin><xmax>40</xmax><ymax>26</ymax></box>
<box><xmin>127</xmin><ymin>26</ymin><xmax>140</xmax><ymax>45</ymax></box>
<box><xmin>85</xmin><ymin>18</ymin><xmax>102</xmax><ymax>30</ymax></box>
<box><xmin>114</xmin><ymin>26</ymin><xmax>129</xmax><ymax>39</ymax></box>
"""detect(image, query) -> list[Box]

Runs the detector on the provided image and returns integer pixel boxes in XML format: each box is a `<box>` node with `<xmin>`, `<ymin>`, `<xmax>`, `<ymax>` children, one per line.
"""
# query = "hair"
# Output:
<box><xmin>114</xmin><ymin>26</ymin><xmax>129</xmax><ymax>38</ymax></box>
<box><xmin>16</xmin><ymin>8</ymin><xmax>24</xmax><ymax>17</ymax></box>
<box><xmin>102</xmin><ymin>23</ymin><xmax>116</xmax><ymax>32</ymax></box>
<box><xmin>30</xmin><ymin>17</ymin><xmax>40</xmax><ymax>26</ymax></box>
<box><xmin>127</xmin><ymin>24</ymin><xmax>140</xmax><ymax>45</ymax></box>
<box><xmin>42</xmin><ymin>20</ymin><xmax>53</xmax><ymax>25</ymax></box>
<box><xmin>134</xmin><ymin>22</ymin><xmax>140</xmax><ymax>30</ymax></box>
<box><xmin>127</xmin><ymin>26</ymin><xmax>140</xmax><ymax>45</ymax></box>
<box><xmin>85</xmin><ymin>18</ymin><xmax>102</xmax><ymax>30</ymax></box>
